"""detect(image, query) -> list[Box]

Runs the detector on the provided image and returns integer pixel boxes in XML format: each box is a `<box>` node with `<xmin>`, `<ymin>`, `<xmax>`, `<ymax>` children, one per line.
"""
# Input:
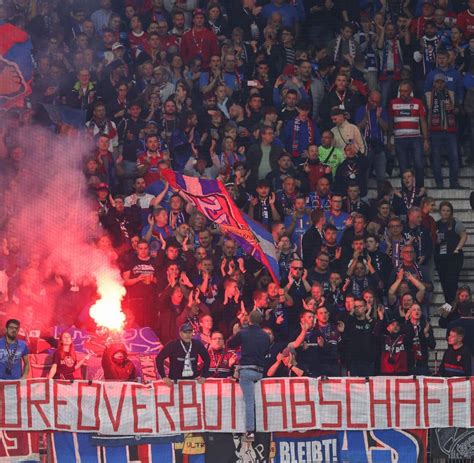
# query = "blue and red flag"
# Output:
<box><xmin>160</xmin><ymin>170</ymin><xmax>280</xmax><ymax>282</ymax></box>
<box><xmin>0</xmin><ymin>22</ymin><xmax>33</xmax><ymax>110</ymax></box>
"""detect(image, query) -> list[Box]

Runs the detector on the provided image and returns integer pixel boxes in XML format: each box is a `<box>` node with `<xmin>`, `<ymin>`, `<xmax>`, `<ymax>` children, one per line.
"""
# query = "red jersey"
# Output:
<box><xmin>180</xmin><ymin>27</ymin><xmax>220</xmax><ymax>69</ymax></box>
<box><xmin>457</xmin><ymin>9</ymin><xmax>474</xmax><ymax>38</ymax></box>
<box><xmin>128</xmin><ymin>31</ymin><xmax>148</xmax><ymax>57</ymax></box>
<box><xmin>388</xmin><ymin>97</ymin><xmax>426</xmax><ymax>138</ymax></box>
<box><xmin>136</xmin><ymin>151</ymin><xmax>165</xmax><ymax>185</ymax></box>
<box><xmin>307</xmin><ymin>163</ymin><xmax>330</xmax><ymax>191</ymax></box>
<box><xmin>380</xmin><ymin>333</ymin><xmax>408</xmax><ymax>374</ymax></box>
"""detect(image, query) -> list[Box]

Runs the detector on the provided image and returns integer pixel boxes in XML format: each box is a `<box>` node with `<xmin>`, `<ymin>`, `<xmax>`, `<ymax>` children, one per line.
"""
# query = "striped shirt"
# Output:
<box><xmin>389</xmin><ymin>98</ymin><xmax>426</xmax><ymax>138</ymax></box>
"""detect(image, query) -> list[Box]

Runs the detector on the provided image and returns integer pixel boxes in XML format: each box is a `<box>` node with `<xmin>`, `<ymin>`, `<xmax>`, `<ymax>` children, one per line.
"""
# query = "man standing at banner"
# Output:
<box><xmin>227</xmin><ymin>310</ymin><xmax>271</xmax><ymax>442</ymax></box>
<box><xmin>0</xmin><ymin>319</ymin><xmax>29</xmax><ymax>379</ymax></box>
<box><xmin>156</xmin><ymin>322</ymin><xmax>210</xmax><ymax>384</ymax></box>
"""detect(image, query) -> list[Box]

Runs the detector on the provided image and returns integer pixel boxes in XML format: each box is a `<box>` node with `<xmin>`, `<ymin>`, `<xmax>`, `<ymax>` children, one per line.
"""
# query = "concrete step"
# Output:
<box><xmin>388</xmin><ymin>166</ymin><xmax>474</xmax><ymax>178</ymax></box>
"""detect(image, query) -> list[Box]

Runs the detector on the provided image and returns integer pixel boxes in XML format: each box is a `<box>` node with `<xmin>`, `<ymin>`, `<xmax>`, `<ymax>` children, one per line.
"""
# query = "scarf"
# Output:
<box><xmin>88</xmin><ymin>118</ymin><xmax>117</xmax><ymax>140</ymax></box>
<box><xmin>351</xmin><ymin>277</ymin><xmax>369</xmax><ymax>298</ymax></box>
<box><xmin>379</xmin><ymin>39</ymin><xmax>402</xmax><ymax>81</ymax></box>
<box><xmin>421</xmin><ymin>36</ymin><xmax>440</xmax><ymax>75</ymax></box>
<box><xmin>430</xmin><ymin>89</ymin><xmax>456</xmax><ymax>131</ymax></box>
<box><xmin>333</xmin><ymin>35</ymin><xmax>357</xmax><ymax>63</ymax></box>
<box><xmin>364</xmin><ymin>105</ymin><xmax>383</xmax><ymax>141</ymax></box>
<box><xmin>292</xmin><ymin>117</ymin><xmax>314</xmax><ymax>158</ymax></box>
<box><xmin>357</xmin><ymin>32</ymin><xmax>377</xmax><ymax>71</ymax></box>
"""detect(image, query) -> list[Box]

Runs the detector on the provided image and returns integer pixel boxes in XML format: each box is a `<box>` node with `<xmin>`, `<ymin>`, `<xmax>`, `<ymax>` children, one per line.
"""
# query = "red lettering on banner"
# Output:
<box><xmin>394</xmin><ymin>378</ymin><xmax>420</xmax><ymax>427</ymax></box>
<box><xmin>202</xmin><ymin>379</ymin><xmax>222</xmax><ymax>431</ymax></box>
<box><xmin>345</xmin><ymin>379</ymin><xmax>367</xmax><ymax>428</ymax></box>
<box><xmin>422</xmin><ymin>377</ymin><xmax>444</xmax><ymax>427</ymax></box>
<box><xmin>178</xmin><ymin>381</ymin><xmax>202</xmax><ymax>431</ymax></box>
<box><xmin>0</xmin><ymin>431</ymin><xmax>32</xmax><ymax>457</ymax></box>
<box><xmin>260</xmin><ymin>379</ymin><xmax>288</xmax><ymax>431</ymax></box>
<box><xmin>447</xmin><ymin>378</ymin><xmax>467</xmax><ymax>427</ymax></box>
<box><xmin>153</xmin><ymin>382</ymin><xmax>176</xmax><ymax>432</ymax></box>
<box><xmin>53</xmin><ymin>381</ymin><xmax>71</xmax><ymax>430</ymax></box>
<box><xmin>131</xmin><ymin>384</ymin><xmax>152</xmax><ymax>433</ymax></box>
<box><xmin>229</xmin><ymin>379</ymin><xmax>237</xmax><ymax>430</ymax></box>
<box><xmin>77</xmin><ymin>383</ymin><xmax>101</xmax><ymax>431</ymax></box>
<box><xmin>0</xmin><ymin>382</ymin><xmax>21</xmax><ymax>429</ymax></box>
<box><xmin>289</xmin><ymin>378</ymin><xmax>316</xmax><ymax>429</ymax></box>
<box><xmin>318</xmin><ymin>380</ymin><xmax>342</xmax><ymax>428</ymax></box>
<box><xmin>103</xmin><ymin>383</ymin><xmax>127</xmax><ymax>432</ymax></box>
<box><xmin>369</xmin><ymin>378</ymin><xmax>392</xmax><ymax>428</ymax></box>
<box><xmin>26</xmin><ymin>379</ymin><xmax>51</xmax><ymax>428</ymax></box>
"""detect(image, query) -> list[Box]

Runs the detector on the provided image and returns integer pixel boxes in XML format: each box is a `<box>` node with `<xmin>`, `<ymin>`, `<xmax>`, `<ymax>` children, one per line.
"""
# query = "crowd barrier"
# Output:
<box><xmin>1</xmin><ymin>377</ymin><xmax>473</xmax><ymax>433</ymax></box>
<box><xmin>0</xmin><ymin>378</ymin><xmax>472</xmax><ymax>461</ymax></box>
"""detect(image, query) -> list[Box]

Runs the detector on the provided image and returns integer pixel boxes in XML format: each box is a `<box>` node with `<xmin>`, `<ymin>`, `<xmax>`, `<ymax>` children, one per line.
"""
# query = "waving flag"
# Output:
<box><xmin>0</xmin><ymin>23</ymin><xmax>33</xmax><ymax>110</ymax></box>
<box><xmin>161</xmin><ymin>170</ymin><xmax>280</xmax><ymax>282</ymax></box>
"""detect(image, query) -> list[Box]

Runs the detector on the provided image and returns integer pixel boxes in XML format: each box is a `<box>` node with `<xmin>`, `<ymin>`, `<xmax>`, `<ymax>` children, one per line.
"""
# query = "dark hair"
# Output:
<box><xmin>300</xmin><ymin>309</ymin><xmax>315</xmax><ymax>319</ymax></box>
<box><xmin>310</xmin><ymin>209</ymin><xmax>325</xmax><ymax>224</ymax></box>
<box><xmin>6</xmin><ymin>319</ymin><xmax>20</xmax><ymax>329</ymax></box>
<box><xmin>324</xmin><ymin>224</ymin><xmax>337</xmax><ymax>232</ymax></box>
<box><xmin>450</xmin><ymin>326</ymin><xmax>465</xmax><ymax>338</ymax></box>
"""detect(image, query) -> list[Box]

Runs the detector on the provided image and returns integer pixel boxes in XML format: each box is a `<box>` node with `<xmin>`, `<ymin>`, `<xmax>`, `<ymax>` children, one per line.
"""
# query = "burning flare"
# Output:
<box><xmin>89</xmin><ymin>271</ymin><xmax>126</xmax><ymax>332</ymax></box>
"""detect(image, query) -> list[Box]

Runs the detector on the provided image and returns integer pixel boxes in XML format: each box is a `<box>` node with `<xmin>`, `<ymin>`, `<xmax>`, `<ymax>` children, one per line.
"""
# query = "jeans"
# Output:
<box><xmin>435</xmin><ymin>252</ymin><xmax>464</xmax><ymax>304</ymax></box>
<box><xmin>366</xmin><ymin>144</ymin><xmax>387</xmax><ymax>182</ymax></box>
<box><xmin>430</xmin><ymin>132</ymin><xmax>459</xmax><ymax>187</ymax></box>
<box><xmin>394</xmin><ymin>137</ymin><xmax>425</xmax><ymax>187</ymax></box>
<box><xmin>239</xmin><ymin>368</ymin><xmax>262</xmax><ymax>432</ymax></box>
<box><xmin>380</xmin><ymin>77</ymin><xmax>395</xmax><ymax>108</ymax></box>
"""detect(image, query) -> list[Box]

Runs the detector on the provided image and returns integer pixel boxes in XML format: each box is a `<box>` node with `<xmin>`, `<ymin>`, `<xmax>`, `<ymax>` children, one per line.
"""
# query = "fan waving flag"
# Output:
<box><xmin>161</xmin><ymin>170</ymin><xmax>280</xmax><ymax>282</ymax></box>
<box><xmin>0</xmin><ymin>23</ymin><xmax>33</xmax><ymax>110</ymax></box>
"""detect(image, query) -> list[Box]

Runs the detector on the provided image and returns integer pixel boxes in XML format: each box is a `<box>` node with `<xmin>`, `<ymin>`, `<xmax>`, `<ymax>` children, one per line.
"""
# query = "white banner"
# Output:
<box><xmin>0</xmin><ymin>377</ymin><xmax>472</xmax><ymax>434</ymax></box>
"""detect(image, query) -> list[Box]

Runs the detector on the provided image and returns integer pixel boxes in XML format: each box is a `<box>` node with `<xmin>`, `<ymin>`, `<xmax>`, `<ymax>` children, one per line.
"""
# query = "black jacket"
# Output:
<box><xmin>156</xmin><ymin>338</ymin><xmax>210</xmax><ymax>380</ymax></box>
<box><xmin>302</xmin><ymin>226</ymin><xmax>324</xmax><ymax>269</ymax></box>
<box><xmin>246</xmin><ymin>142</ymin><xmax>284</xmax><ymax>191</ymax></box>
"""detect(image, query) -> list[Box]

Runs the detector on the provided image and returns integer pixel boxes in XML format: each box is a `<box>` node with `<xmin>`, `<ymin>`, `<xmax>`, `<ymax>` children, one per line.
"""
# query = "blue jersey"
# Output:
<box><xmin>0</xmin><ymin>338</ymin><xmax>28</xmax><ymax>379</ymax></box>
<box><xmin>284</xmin><ymin>213</ymin><xmax>311</xmax><ymax>256</ymax></box>
<box><xmin>325</xmin><ymin>211</ymin><xmax>349</xmax><ymax>244</ymax></box>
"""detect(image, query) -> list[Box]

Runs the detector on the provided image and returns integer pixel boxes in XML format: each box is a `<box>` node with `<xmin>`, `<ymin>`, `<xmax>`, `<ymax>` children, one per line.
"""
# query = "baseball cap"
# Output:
<box><xmin>434</xmin><ymin>73</ymin><xmax>446</xmax><ymax>81</ymax></box>
<box><xmin>193</xmin><ymin>8</ymin><xmax>205</xmax><ymax>17</ymax></box>
<box><xmin>112</xmin><ymin>42</ymin><xmax>125</xmax><ymax>51</ymax></box>
<box><xmin>179</xmin><ymin>322</ymin><xmax>194</xmax><ymax>332</ymax></box>
<box><xmin>96</xmin><ymin>182</ymin><xmax>109</xmax><ymax>191</ymax></box>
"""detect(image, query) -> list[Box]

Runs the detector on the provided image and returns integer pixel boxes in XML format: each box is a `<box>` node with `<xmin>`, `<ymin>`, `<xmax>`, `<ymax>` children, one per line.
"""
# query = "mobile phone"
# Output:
<box><xmin>247</xmin><ymin>80</ymin><xmax>259</xmax><ymax>87</ymax></box>
<box><xmin>440</xmin><ymin>303</ymin><xmax>452</xmax><ymax>313</ymax></box>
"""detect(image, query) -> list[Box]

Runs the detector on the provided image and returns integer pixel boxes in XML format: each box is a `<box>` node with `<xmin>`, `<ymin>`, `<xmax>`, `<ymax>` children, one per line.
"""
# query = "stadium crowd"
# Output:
<box><xmin>0</xmin><ymin>0</ymin><xmax>473</xmax><ymax>437</ymax></box>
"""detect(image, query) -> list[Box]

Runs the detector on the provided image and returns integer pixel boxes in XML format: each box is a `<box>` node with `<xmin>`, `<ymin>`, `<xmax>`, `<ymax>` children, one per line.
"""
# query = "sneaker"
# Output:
<box><xmin>451</xmin><ymin>183</ymin><xmax>467</xmax><ymax>189</ymax></box>
<box><xmin>244</xmin><ymin>432</ymin><xmax>255</xmax><ymax>442</ymax></box>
